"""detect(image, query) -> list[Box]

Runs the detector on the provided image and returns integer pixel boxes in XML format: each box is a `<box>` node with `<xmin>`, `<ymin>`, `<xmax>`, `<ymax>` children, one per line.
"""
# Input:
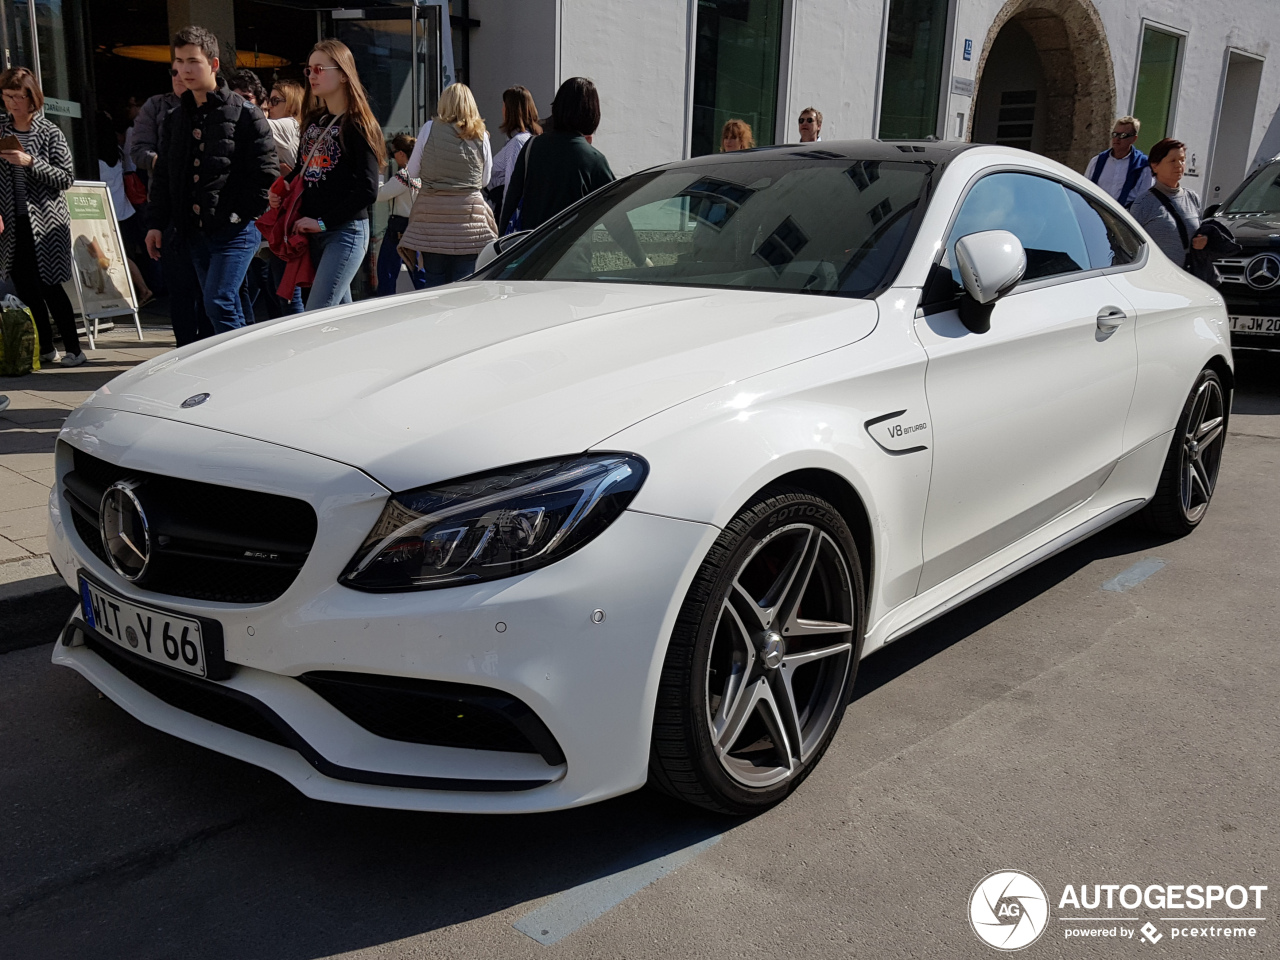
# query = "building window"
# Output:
<box><xmin>878</xmin><ymin>0</ymin><xmax>949</xmax><ymax>139</ymax></box>
<box><xmin>1132</xmin><ymin>25</ymin><xmax>1183</xmax><ymax>153</ymax></box>
<box><xmin>690</xmin><ymin>0</ymin><xmax>784</xmax><ymax>157</ymax></box>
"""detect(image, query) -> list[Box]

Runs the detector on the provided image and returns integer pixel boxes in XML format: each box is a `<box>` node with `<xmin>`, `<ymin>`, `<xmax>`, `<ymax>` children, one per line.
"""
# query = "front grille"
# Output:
<box><xmin>300</xmin><ymin>671</ymin><xmax>566</xmax><ymax>766</ymax></box>
<box><xmin>82</xmin><ymin>630</ymin><xmax>288</xmax><ymax>746</ymax></box>
<box><xmin>61</xmin><ymin>443</ymin><xmax>317</xmax><ymax>604</ymax></box>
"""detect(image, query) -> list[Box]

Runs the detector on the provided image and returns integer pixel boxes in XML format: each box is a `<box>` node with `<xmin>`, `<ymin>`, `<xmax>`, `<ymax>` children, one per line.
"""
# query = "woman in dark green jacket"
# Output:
<box><xmin>499</xmin><ymin>77</ymin><xmax>614</xmax><ymax>234</ymax></box>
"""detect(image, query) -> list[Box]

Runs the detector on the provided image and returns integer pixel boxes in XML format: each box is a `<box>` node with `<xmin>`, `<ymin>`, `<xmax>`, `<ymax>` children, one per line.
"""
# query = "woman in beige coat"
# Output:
<box><xmin>399</xmin><ymin>83</ymin><xmax>496</xmax><ymax>287</ymax></box>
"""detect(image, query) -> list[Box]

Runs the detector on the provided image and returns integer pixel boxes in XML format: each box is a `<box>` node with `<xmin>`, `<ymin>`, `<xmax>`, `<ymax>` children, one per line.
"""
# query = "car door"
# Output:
<box><xmin>913</xmin><ymin>171</ymin><xmax>1139</xmax><ymax>593</ymax></box>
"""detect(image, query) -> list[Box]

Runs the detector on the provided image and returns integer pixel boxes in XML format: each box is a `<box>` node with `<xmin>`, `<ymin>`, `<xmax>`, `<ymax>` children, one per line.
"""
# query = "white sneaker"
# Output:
<box><xmin>40</xmin><ymin>349</ymin><xmax>60</xmax><ymax>363</ymax></box>
<box><xmin>0</xmin><ymin>395</ymin><xmax>10</xmax><ymax>414</ymax></box>
<box><xmin>59</xmin><ymin>352</ymin><xmax>87</xmax><ymax>368</ymax></box>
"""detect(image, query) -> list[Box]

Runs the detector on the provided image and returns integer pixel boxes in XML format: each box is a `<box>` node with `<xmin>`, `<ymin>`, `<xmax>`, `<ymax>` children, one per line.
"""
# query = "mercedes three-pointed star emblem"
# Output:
<box><xmin>99</xmin><ymin>480</ymin><xmax>151</xmax><ymax>582</ymax></box>
<box><xmin>1245</xmin><ymin>253</ymin><xmax>1280</xmax><ymax>290</ymax></box>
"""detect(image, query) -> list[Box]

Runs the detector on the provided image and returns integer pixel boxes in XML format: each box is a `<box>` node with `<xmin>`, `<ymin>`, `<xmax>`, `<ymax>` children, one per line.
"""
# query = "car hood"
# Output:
<box><xmin>88</xmin><ymin>281</ymin><xmax>877</xmax><ymax>491</ymax></box>
<box><xmin>1214</xmin><ymin>214</ymin><xmax>1280</xmax><ymax>244</ymax></box>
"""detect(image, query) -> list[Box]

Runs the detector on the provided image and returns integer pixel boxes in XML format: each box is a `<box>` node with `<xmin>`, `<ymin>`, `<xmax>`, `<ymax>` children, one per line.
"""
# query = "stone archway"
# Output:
<box><xmin>969</xmin><ymin>0</ymin><xmax>1115</xmax><ymax>173</ymax></box>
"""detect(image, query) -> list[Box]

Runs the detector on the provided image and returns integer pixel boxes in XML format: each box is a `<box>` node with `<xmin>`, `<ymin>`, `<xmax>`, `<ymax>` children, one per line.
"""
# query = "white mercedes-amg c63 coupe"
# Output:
<box><xmin>49</xmin><ymin>141</ymin><xmax>1231</xmax><ymax>815</ymax></box>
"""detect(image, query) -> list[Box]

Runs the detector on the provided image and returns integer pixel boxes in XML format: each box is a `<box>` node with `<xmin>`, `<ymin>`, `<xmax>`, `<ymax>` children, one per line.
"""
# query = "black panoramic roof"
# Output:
<box><xmin>659</xmin><ymin>139</ymin><xmax>978</xmax><ymax>171</ymax></box>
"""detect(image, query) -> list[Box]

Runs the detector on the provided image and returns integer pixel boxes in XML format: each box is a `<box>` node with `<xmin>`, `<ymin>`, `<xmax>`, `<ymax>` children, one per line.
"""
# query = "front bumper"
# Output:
<box><xmin>49</xmin><ymin>408</ymin><xmax>718</xmax><ymax>813</ymax></box>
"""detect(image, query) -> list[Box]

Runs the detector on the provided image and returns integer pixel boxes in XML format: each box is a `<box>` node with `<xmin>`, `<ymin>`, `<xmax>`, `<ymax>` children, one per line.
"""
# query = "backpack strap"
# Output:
<box><xmin>1148</xmin><ymin>187</ymin><xmax>1190</xmax><ymax>252</ymax></box>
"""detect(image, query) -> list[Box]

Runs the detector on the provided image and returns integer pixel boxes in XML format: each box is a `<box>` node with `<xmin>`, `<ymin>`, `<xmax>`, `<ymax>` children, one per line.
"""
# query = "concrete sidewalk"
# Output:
<box><xmin>0</xmin><ymin>323</ymin><xmax>177</xmax><ymax>611</ymax></box>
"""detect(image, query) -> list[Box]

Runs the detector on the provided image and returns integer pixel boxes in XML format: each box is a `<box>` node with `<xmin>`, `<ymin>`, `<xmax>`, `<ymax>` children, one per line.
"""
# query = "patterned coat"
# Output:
<box><xmin>0</xmin><ymin>115</ymin><xmax>74</xmax><ymax>286</ymax></box>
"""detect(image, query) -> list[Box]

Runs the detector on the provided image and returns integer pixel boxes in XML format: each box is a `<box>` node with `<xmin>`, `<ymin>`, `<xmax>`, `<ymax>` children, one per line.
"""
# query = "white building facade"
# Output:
<box><xmin>468</xmin><ymin>0</ymin><xmax>1280</xmax><ymax>204</ymax></box>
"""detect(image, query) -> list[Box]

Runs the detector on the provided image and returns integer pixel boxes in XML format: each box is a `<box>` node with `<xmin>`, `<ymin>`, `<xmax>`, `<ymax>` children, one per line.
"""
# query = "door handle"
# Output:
<box><xmin>1096</xmin><ymin>306</ymin><xmax>1127</xmax><ymax>334</ymax></box>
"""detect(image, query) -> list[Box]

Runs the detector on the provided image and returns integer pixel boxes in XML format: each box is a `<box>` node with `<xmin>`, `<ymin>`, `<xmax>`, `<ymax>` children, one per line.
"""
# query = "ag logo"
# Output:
<box><xmin>969</xmin><ymin>870</ymin><xmax>1050</xmax><ymax>950</ymax></box>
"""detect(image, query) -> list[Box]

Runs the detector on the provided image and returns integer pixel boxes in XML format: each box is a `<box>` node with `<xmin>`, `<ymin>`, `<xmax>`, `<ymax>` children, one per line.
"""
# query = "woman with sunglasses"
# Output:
<box><xmin>265</xmin><ymin>79</ymin><xmax>304</xmax><ymax>176</ymax></box>
<box><xmin>261</xmin><ymin>79</ymin><xmax>306</xmax><ymax>313</ymax></box>
<box><xmin>270</xmin><ymin>40</ymin><xmax>383</xmax><ymax>310</ymax></box>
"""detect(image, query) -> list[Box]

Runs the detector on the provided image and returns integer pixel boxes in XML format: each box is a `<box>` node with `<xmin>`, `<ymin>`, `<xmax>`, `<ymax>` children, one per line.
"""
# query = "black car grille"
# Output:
<box><xmin>61</xmin><ymin>443</ymin><xmax>318</xmax><ymax>604</ymax></box>
<box><xmin>300</xmin><ymin>671</ymin><xmax>566</xmax><ymax>765</ymax></box>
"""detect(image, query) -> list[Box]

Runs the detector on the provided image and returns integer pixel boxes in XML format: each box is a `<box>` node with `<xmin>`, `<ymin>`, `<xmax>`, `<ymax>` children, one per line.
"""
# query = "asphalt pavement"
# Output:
<box><xmin>0</xmin><ymin>355</ymin><xmax>1277</xmax><ymax>960</ymax></box>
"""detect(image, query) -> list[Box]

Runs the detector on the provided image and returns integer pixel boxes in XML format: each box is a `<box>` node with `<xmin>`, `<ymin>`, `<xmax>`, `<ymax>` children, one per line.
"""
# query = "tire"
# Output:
<box><xmin>1141</xmin><ymin>367</ymin><xmax>1229</xmax><ymax>537</ymax></box>
<box><xmin>649</xmin><ymin>488</ymin><xmax>866</xmax><ymax>815</ymax></box>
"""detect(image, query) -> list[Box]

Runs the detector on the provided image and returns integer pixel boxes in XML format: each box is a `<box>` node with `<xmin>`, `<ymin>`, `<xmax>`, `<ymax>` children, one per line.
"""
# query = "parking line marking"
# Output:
<box><xmin>1102</xmin><ymin>558</ymin><xmax>1166</xmax><ymax>592</ymax></box>
<box><xmin>512</xmin><ymin>833</ymin><xmax>721</xmax><ymax>945</ymax></box>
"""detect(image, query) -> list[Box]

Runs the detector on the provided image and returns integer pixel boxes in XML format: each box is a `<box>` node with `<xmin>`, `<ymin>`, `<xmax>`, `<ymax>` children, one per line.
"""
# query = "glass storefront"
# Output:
<box><xmin>690</xmin><ymin>0</ymin><xmax>784</xmax><ymax>157</ymax></box>
<box><xmin>877</xmin><ymin>0</ymin><xmax>949</xmax><ymax>140</ymax></box>
<box><xmin>2</xmin><ymin>0</ymin><xmax>94</xmax><ymax>175</ymax></box>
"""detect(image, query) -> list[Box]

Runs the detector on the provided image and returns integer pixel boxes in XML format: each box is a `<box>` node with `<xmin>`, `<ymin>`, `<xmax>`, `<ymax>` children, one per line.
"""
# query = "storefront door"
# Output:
<box><xmin>1</xmin><ymin>0</ymin><xmax>94</xmax><ymax>176</ymax></box>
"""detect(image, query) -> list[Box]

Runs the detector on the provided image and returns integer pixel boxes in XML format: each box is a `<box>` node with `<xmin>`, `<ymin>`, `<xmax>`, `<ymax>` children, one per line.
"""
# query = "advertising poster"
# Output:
<box><xmin>62</xmin><ymin>182</ymin><xmax>136</xmax><ymax>318</ymax></box>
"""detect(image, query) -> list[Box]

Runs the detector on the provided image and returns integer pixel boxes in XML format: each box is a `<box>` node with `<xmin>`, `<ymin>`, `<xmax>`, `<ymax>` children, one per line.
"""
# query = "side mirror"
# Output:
<box><xmin>1203</xmin><ymin>203</ymin><xmax>1221</xmax><ymax>219</ymax></box>
<box><xmin>474</xmin><ymin>230</ymin><xmax>533</xmax><ymax>271</ymax></box>
<box><xmin>953</xmin><ymin>230</ymin><xmax>1027</xmax><ymax>333</ymax></box>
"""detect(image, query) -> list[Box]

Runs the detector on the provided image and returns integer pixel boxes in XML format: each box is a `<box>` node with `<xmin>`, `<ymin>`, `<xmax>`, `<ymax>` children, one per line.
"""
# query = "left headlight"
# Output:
<box><xmin>340</xmin><ymin>453</ymin><xmax>649</xmax><ymax>591</ymax></box>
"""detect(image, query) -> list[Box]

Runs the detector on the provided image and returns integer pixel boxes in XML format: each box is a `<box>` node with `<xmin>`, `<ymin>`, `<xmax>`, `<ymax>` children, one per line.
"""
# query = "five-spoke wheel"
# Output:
<box><xmin>1143</xmin><ymin>367</ymin><xmax>1229</xmax><ymax>536</ymax></box>
<box><xmin>650</xmin><ymin>490</ymin><xmax>864</xmax><ymax>814</ymax></box>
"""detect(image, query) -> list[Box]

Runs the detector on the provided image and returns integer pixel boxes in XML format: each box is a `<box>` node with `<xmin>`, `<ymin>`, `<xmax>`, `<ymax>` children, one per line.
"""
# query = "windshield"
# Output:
<box><xmin>476</xmin><ymin>156</ymin><xmax>933</xmax><ymax>298</ymax></box>
<box><xmin>1222</xmin><ymin>159</ymin><xmax>1280</xmax><ymax>216</ymax></box>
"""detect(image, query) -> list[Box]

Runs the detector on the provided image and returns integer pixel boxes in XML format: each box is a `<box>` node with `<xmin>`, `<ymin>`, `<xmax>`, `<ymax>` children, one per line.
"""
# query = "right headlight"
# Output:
<box><xmin>340</xmin><ymin>453</ymin><xmax>648</xmax><ymax>591</ymax></box>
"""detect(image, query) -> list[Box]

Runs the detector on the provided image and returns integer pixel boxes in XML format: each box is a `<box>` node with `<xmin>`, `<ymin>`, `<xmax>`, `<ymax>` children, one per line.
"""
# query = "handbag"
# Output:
<box><xmin>0</xmin><ymin>294</ymin><xmax>40</xmax><ymax>376</ymax></box>
<box><xmin>258</xmin><ymin>115</ymin><xmax>340</xmax><ymax>241</ymax></box>
<box><xmin>256</xmin><ymin>116</ymin><xmax>340</xmax><ymax>298</ymax></box>
<box><xmin>123</xmin><ymin>171</ymin><xmax>148</xmax><ymax>207</ymax></box>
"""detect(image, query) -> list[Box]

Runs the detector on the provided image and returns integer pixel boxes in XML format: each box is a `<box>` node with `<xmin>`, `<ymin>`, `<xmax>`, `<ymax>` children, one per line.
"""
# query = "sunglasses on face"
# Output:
<box><xmin>267</xmin><ymin>95</ymin><xmax>286</xmax><ymax>107</ymax></box>
<box><xmin>799</xmin><ymin>117</ymin><xmax>817</xmax><ymax>124</ymax></box>
<box><xmin>1111</xmin><ymin>131</ymin><xmax>1136</xmax><ymax>140</ymax></box>
<box><xmin>304</xmin><ymin>64</ymin><xmax>341</xmax><ymax>77</ymax></box>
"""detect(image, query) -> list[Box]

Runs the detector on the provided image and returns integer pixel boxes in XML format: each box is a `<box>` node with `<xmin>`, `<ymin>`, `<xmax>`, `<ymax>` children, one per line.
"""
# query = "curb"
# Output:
<box><xmin>0</xmin><ymin>555</ymin><xmax>60</xmax><ymax>600</ymax></box>
<box><xmin>0</xmin><ymin>585</ymin><xmax>76</xmax><ymax>653</ymax></box>
<box><xmin>0</xmin><ymin>556</ymin><xmax>76</xmax><ymax>652</ymax></box>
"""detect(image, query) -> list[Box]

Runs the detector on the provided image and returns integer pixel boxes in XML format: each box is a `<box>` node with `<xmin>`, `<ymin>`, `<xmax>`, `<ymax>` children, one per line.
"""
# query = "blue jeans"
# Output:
<box><xmin>421</xmin><ymin>252</ymin><xmax>477</xmax><ymax>289</ymax></box>
<box><xmin>377</xmin><ymin>215</ymin><xmax>426</xmax><ymax>296</ymax></box>
<box><xmin>187</xmin><ymin>222</ymin><xmax>261</xmax><ymax>334</ymax></box>
<box><xmin>306</xmin><ymin>219</ymin><xmax>369</xmax><ymax>311</ymax></box>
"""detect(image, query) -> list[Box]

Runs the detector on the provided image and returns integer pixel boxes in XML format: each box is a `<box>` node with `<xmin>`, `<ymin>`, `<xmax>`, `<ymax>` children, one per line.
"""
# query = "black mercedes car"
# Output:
<box><xmin>1207</xmin><ymin>157</ymin><xmax>1280</xmax><ymax>353</ymax></box>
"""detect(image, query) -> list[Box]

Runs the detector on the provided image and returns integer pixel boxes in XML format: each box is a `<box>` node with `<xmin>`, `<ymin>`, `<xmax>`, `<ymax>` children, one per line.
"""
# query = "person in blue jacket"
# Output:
<box><xmin>1084</xmin><ymin>116</ymin><xmax>1152</xmax><ymax>208</ymax></box>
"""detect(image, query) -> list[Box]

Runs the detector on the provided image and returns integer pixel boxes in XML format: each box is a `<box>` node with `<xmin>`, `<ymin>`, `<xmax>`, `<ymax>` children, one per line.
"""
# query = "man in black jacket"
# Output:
<box><xmin>145</xmin><ymin>25</ymin><xmax>277</xmax><ymax>341</ymax></box>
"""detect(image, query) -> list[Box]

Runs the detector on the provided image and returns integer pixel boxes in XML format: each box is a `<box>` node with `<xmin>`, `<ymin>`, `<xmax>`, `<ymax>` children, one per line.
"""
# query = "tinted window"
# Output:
<box><xmin>1065</xmin><ymin>188</ymin><xmax>1143</xmax><ymax>269</ymax></box>
<box><xmin>945</xmin><ymin>173</ymin><xmax>1089</xmax><ymax>283</ymax></box>
<box><xmin>1223</xmin><ymin>159</ymin><xmax>1280</xmax><ymax>215</ymax></box>
<box><xmin>478</xmin><ymin>158</ymin><xmax>931</xmax><ymax>298</ymax></box>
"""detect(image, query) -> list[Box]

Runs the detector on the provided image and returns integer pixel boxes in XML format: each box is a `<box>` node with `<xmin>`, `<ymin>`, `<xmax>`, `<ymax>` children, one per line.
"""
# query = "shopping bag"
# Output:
<box><xmin>0</xmin><ymin>294</ymin><xmax>40</xmax><ymax>376</ymax></box>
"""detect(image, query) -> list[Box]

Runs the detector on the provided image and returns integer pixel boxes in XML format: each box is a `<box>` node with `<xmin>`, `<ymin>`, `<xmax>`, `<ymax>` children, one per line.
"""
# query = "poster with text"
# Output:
<box><xmin>62</xmin><ymin>183</ymin><xmax>135</xmax><ymax>317</ymax></box>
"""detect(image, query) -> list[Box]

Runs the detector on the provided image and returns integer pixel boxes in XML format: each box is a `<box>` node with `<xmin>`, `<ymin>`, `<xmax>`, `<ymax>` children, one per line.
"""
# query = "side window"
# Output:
<box><xmin>1065</xmin><ymin>188</ymin><xmax>1143</xmax><ymax>269</ymax></box>
<box><xmin>944</xmin><ymin>172</ymin><xmax>1090</xmax><ymax>283</ymax></box>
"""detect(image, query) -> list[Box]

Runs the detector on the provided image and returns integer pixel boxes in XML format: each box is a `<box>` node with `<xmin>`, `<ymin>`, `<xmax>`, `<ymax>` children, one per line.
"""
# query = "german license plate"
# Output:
<box><xmin>79</xmin><ymin>576</ymin><xmax>207</xmax><ymax>677</ymax></box>
<box><xmin>1229</xmin><ymin>315</ymin><xmax>1280</xmax><ymax>334</ymax></box>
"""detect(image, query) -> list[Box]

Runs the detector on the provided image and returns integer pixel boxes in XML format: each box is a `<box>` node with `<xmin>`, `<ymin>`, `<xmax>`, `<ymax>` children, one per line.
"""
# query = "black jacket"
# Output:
<box><xmin>147</xmin><ymin>83</ymin><xmax>278</xmax><ymax>235</ymax></box>
<box><xmin>1187</xmin><ymin>219</ymin><xmax>1243</xmax><ymax>287</ymax></box>
<box><xmin>499</xmin><ymin>129</ymin><xmax>615</xmax><ymax>233</ymax></box>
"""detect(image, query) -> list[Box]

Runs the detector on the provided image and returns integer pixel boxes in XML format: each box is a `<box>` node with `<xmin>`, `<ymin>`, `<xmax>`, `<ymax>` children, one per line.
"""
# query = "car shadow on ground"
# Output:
<box><xmin>851</xmin><ymin>516</ymin><xmax>1175</xmax><ymax>702</ymax></box>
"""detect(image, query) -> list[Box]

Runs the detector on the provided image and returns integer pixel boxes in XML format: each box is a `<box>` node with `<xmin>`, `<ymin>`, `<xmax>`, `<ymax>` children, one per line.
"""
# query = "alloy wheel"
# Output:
<box><xmin>1179</xmin><ymin>377</ymin><xmax>1226</xmax><ymax>523</ymax></box>
<box><xmin>704</xmin><ymin>522</ymin><xmax>855</xmax><ymax>788</ymax></box>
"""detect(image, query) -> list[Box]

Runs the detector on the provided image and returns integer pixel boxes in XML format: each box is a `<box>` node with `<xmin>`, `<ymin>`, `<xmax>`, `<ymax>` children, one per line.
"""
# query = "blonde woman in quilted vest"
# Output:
<box><xmin>398</xmin><ymin>83</ymin><xmax>496</xmax><ymax>287</ymax></box>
